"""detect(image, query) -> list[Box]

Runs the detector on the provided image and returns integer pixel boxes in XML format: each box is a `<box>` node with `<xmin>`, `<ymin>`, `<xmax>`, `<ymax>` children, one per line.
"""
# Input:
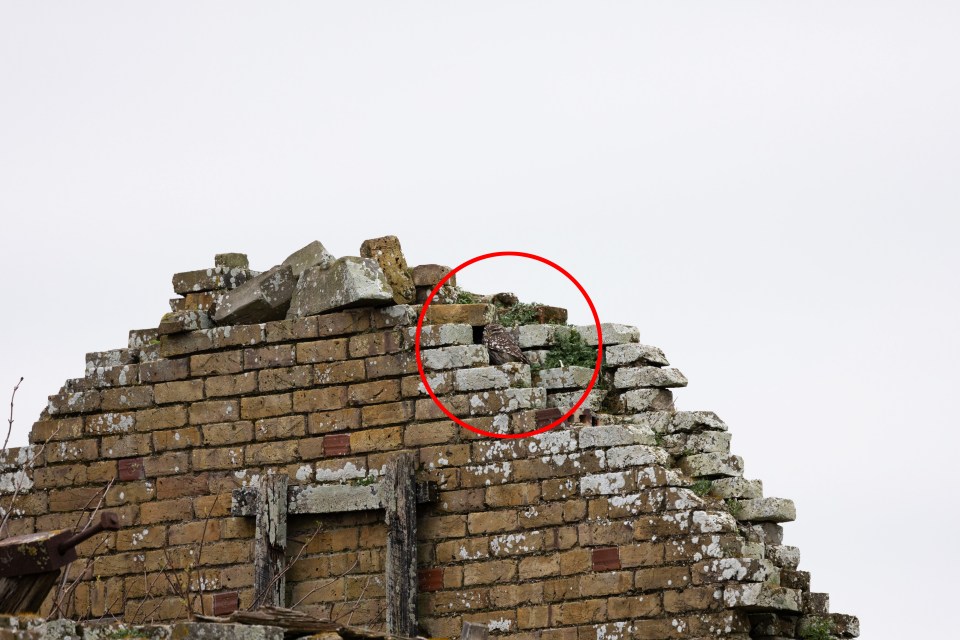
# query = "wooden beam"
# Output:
<box><xmin>383</xmin><ymin>452</ymin><xmax>417</xmax><ymax>636</ymax></box>
<box><xmin>253</xmin><ymin>474</ymin><xmax>288</xmax><ymax>608</ymax></box>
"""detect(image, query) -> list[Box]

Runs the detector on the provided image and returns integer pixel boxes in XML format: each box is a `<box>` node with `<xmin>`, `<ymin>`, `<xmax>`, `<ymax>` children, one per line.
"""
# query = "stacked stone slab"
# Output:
<box><xmin>3</xmin><ymin>236</ymin><xmax>858</xmax><ymax>639</ymax></box>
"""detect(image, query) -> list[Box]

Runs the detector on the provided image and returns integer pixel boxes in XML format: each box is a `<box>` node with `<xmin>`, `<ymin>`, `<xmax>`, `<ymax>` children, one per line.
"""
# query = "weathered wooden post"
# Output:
<box><xmin>383</xmin><ymin>452</ymin><xmax>417</xmax><ymax>636</ymax></box>
<box><xmin>253</xmin><ymin>474</ymin><xmax>288</xmax><ymax>608</ymax></box>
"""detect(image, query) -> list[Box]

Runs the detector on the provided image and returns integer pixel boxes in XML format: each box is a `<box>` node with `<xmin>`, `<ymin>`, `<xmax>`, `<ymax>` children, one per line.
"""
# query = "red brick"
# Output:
<box><xmin>419</xmin><ymin>568</ymin><xmax>444</xmax><ymax>592</ymax></box>
<box><xmin>323</xmin><ymin>434</ymin><xmax>351</xmax><ymax>457</ymax></box>
<box><xmin>592</xmin><ymin>547</ymin><xmax>621</xmax><ymax>572</ymax></box>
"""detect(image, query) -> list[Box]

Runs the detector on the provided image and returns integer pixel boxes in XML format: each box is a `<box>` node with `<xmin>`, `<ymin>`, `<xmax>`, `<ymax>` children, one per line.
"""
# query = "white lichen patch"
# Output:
<box><xmin>580</xmin><ymin>472</ymin><xmax>628</xmax><ymax>496</ymax></box>
<box><xmin>464</xmin><ymin>462</ymin><xmax>513</xmax><ymax>486</ymax></box>
<box><xmin>490</xmin><ymin>532</ymin><xmax>537</xmax><ymax>556</ymax></box>
<box><xmin>315</xmin><ymin>462</ymin><xmax>367</xmax><ymax>483</ymax></box>
<box><xmin>487</xmin><ymin>618</ymin><xmax>512</xmax><ymax>632</ymax></box>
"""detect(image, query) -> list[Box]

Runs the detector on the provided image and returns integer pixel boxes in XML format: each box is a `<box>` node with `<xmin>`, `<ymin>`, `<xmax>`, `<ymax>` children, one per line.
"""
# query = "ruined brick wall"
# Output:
<box><xmin>2</xmin><ymin>239</ymin><xmax>858</xmax><ymax>639</ymax></box>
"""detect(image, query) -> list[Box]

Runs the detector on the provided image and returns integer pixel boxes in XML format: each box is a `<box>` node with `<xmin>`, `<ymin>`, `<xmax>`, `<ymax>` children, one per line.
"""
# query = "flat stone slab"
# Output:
<box><xmin>723</xmin><ymin>584</ymin><xmax>802</xmax><ymax>612</ymax></box>
<box><xmin>669</xmin><ymin>411</ymin><xmax>728</xmax><ymax>434</ymax></box>
<box><xmin>605</xmin><ymin>343</ymin><xmax>669</xmax><ymax>366</ymax></box>
<box><xmin>172</xmin><ymin>267</ymin><xmax>254</xmax><ymax>295</ymax></box>
<box><xmin>735</xmin><ymin>497</ymin><xmax>797</xmax><ymax>523</ymax></box>
<box><xmin>214</xmin><ymin>265</ymin><xmax>297</xmax><ymax>325</ymax></box>
<box><xmin>577</xmin><ymin>423</ymin><xmax>657</xmax><ymax>449</ymax></box>
<box><xmin>281</xmin><ymin>240</ymin><xmax>335</xmax><ymax>276</ymax></box>
<box><xmin>613</xmin><ymin>366</ymin><xmax>688</xmax><ymax>389</ymax></box>
<box><xmin>287</xmin><ymin>257</ymin><xmax>394</xmax><ymax>318</ymax></box>
<box><xmin>171</xmin><ymin>623</ymin><xmax>284</xmax><ymax>640</ymax></box>
<box><xmin>692</xmin><ymin>558</ymin><xmax>779</xmax><ymax>585</ymax></box>
<box><xmin>423</xmin><ymin>303</ymin><xmax>496</xmax><ymax>326</ymax></box>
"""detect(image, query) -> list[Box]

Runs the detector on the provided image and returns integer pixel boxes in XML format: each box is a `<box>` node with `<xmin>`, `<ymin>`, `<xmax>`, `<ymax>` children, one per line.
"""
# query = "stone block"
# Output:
<box><xmin>406</xmin><ymin>323</ymin><xmax>474</xmax><ymax>348</ymax></box>
<box><xmin>709</xmin><ymin>477</ymin><xmax>763</xmax><ymax>499</ymax></box>
<box><xmin>281</xmin><ymin>240</ymin><xmax>335</xmax><ymax>276</ymax></box>
<box><xmin>767</xmin><ymin>545</ymin><xmax>801</xmax><ymax>570</ymax></box>
<box><xmin>679</xmin><ymin>453</ymin><xmax>744</xmax><ymax>478</ymax></box>
<box><xmin>360</xmin><ymin>235</ymin><xmax>416</xmax><ymax>304</ymax></box>
<box><xmin>86</xmin><ymin>349</ymin><xmax>136</xmax><ymax>373</ymax></box>
<box><xmin>605</xmin><ymin>343</ymin><xmax>669</xmax><ymax>367</ymax></box>
<box><xmin>691</xmin><ymin>558</ymin><xmax>779</xmax><ymax>585</ymax></box>
<box><xmin>736</xmin><ymin>498</ymin><xmax>797</xmax><ymax>523</ymax></box>
<box><xmin>215</xmin><ymin>253</ymin><xmax>249</xmax><ymax>269</ymax></box>
<box><xmin>516</xmin><ymin>324</ymin><xmax>572</xmax><ymax>349</ymax></box>
<box><xmin>423</xmin><ymin>303</ymin><xmax>496</xmax><ymax>326</ymax></box>
<box><xmin>575</xmin><ymin>323</ymin><xmax>639</xmax><ymax>346</ymax></box>
<box><xmin>613</xmin><ymin>388</ymin><xmax>675</xmax><ymax>412</ymax></box>
<box><xmin>158</xmin><ymin>310</ymin><xmax>215</xmax><ymax>335</ymax></box>
<box><xmin>412</xmin><ymin>264</ymin><xmax>455</xmax><ymax>288</ymax></box>
<box><xmin>546</xmin><ymin>390</ymin><xmax>606</xmax><ymax>412</ymax></box>
<box><xmin>613</xmin><ymin>366</ymin><xmax>688</xmax><ymax>389</ymax></box>
<box><xmin>172</xmin><ymin>267</ymin><xmax>253</xmax><ymax>295</ymax></box>
<box><xmin>287</xmin><ymin>257</ymin><xmax>394</xmax><ymax>318</ymax></box>
<box><xmin>421</xmin><ymin>344</ymin><xmax>489</xmax><ymax>370</ymax></box>
<box><xmin>454</xmin><ymin>363</ymin><xmax>530</xmax><ymax>391</ymax></box>
<box><xmin>723</xmin><ymin>584</ymin><xmax>801</xmax><ymax>612</ymax></box>
<box><xmin>669</xmin><ymin>410</ymin><xmax>728</xmax><ymax>433</ymax></box>
<box><xmin>536</xmin><ymin>366</ymin><xmax>594</xmax><ymax>390</ymax></box>
<box><xmin>170</xmin><ymin>622</ymin><xmax>284</xmax><ymax>639</ymax></box>
<box><xmin>606</xmin><ymin>445</ymin><xmax>670</xmax><ymax>469</ymax></box>
<box><xmin>213</xmin><ymin>265</ymin><xmax>297</xmax><ymax>324</ymax></box>
<box><xmin>577</xmin><ymin>423</ymin><xmax>657</xmax><ymax>449</ymax></box>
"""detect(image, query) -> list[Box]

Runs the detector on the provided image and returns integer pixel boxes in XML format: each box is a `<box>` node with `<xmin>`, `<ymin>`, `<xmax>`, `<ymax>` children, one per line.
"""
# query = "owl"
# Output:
<box><xmin>483</xmin><ymin>323</ymin><xmax>528</xmax><ymax>365</ymax></box>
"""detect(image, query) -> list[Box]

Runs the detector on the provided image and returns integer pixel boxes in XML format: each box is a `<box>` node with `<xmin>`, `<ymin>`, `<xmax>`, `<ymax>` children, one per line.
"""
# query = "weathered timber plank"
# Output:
<box><xmin>384</xmin><ymin>452</ymin><xmax>417</xmax><ymax>636</ymax></box>
<box><xmin>231</xmin><ymin>481</ymin><xmax>437</xmax><ymax>517</ymax></box>
<box><xmin>253</xmin><ymin>474</ymin><xmax>288</xmax><ymax>608</ymax></box>
<box><xmin>0</xmin><ymin>571</ymin><xmax>60</xmax><ymax>614</ymax></box>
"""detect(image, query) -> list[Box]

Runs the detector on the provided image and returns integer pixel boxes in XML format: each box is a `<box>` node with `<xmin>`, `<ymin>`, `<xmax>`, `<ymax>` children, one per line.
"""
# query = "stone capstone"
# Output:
<box><xmin>412</xmin><ymin>264</ymin><xmax>456</xmax><ymax>288</ymax></box>
<box><xmin>213</xmin><ymin>265</ymin><xmax>297</xmax><ymax>324</ymax></box>
<box><xmin>172</xmin><ymin>267</ymin><xmax>254</xmax><ymax>295</ymax></box>
<box><xmin>287</xmin><ymin>257</ymin><xmax>394</xmax><ymax>318</ymax></box>
<box><xmin>360</xmin><ymin>235</ymin><xmax>416</xmax><ymax>304</ymax></box>
<box><xmin>281</xmin><ymin>240</ymin><xmax>335</xmax><ymax>277</ymax></box>
<box><xmin>158</xmin><ymin>310</ymin><xmax>214</xmax><ymax>335</ymax></box>
<box><xmin>214</xmin><ymin>253</ymin><xmax>249</xmax><ymax>269</ymax></box>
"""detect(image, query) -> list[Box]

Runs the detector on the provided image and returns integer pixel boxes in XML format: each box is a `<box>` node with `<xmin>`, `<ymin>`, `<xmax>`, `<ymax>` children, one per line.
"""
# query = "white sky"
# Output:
<box><xmin>3</xmin><ymin>3</ymin><xmax>958</xmax><ymax>636</ymax></box>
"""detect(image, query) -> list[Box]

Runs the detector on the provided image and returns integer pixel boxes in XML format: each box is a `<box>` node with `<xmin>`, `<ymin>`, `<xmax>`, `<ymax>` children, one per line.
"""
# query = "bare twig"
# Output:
<box><xmin>130</xmin><ymin>557</ymin><xmax>172</xmax><ymax>624</ymax></box>
<box><xmin>3</xmin><ymin>377</ymin><xmax>22</xmax><ymax>452</ymax></box>
<box><xmin>49</xmin><ymin>480</ymin><xmax>114</xmax><ymax>619</ymax></box>
<box><xmin>290</xmin><ymin>558</ymin><xmax>358</xmax><ymax>610</ymax></box>
<box><xmin>337</xmin><ymin>574</ymin><xmax>374</xmax><ymax>625</ymax></box>
<box><xmin>249</xmin><ymin>524</ymin><xmax>324</xmax><ymax>610</ymax></box>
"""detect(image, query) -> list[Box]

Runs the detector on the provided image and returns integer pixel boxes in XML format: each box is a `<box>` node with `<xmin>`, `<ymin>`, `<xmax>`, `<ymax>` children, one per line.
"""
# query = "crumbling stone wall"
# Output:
<box><xmin>2</xmin><ymin>237</ymin><xmax>858</xmax><ymax>639</ymax></box>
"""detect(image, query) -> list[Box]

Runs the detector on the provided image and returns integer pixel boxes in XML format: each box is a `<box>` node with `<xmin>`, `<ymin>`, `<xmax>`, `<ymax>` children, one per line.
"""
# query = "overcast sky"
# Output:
<box><xmin>3</xmin><ymin>3</ymin><xmax>958</xmax><ymax>637</ymax></box>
